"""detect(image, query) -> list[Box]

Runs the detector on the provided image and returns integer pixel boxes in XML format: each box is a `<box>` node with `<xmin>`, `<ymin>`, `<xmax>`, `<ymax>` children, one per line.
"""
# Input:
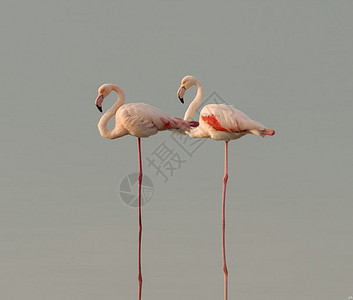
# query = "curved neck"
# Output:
<box><xmin>184</xmin><ymin>81</ymin><xmax>204</xmax><ymax>121</ymax></box>
<box><xmin>97</xmin><ymin>85</ymin><xmax>126</xmax><ymax>139</ymax></box>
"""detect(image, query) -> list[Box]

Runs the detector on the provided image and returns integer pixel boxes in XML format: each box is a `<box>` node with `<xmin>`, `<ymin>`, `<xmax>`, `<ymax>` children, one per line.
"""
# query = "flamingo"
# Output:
<box><xmin>95</xmin><ymin>83</ymin><xmax>198</xmax><ymax>300</ymax></box>
<box><xmin>177</xmin><ymin>75</ymin><xmax>275</xmax><ymax>300</ymax></box>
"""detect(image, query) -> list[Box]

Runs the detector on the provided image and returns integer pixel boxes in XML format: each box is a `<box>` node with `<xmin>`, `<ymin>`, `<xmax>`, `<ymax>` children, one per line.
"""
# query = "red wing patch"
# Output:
<box><xmin>160</xmin><ymin>118</ymin><xmax>172</xmax><ymax>129</ymax></box>
<box><xmin>201</xmin><ymin>115</ymin><xmax>230</xmax><ymax>132</ymax></box>
<box><xmin>161</xmin><ymin>118</ymin><xmax>181</xmax><ymax>129</ymax></box>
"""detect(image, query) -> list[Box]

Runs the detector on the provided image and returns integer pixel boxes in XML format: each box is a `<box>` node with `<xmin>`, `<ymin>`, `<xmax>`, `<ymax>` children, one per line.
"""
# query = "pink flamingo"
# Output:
<box><xmin>95</xmin><ymin>83</ymin><xmax>198</xmax><ymax>300</ymax></box>
<box><xmin>177</xmin><ymin>76</ymin><xmax>275</xmax><ymax>300</ymax></box>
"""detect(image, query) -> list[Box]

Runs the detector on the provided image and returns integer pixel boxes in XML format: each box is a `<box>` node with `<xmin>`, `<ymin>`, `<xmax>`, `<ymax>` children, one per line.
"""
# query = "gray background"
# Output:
<box><xmin>1</xmin><ymin>0</ymin><xmax>352</xmax><ymax>299</ymax></box>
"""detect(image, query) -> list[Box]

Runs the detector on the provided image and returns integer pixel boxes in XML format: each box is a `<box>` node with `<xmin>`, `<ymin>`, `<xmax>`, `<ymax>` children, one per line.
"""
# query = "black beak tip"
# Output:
<box><xmin>96</xmin><ymin>105</ymin><xmax>103</xmax><ymax>113</ymax></box>
<box><xmin>178</xmin><ymin>97</ymin><xmax>184</xmax><ymax>104</ymax></box>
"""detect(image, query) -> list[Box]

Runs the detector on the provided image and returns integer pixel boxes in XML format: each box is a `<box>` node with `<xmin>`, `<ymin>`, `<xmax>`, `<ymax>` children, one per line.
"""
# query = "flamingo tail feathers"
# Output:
<box><xmin>262</xmin><ymin>128</ymin><xmax>275</xmax><ymax>136</ymax></box>
<box><xmin>188</xmin><ymin>121</ymin><xmax>199</xmax><ymax>127</ymax></box>
<box><xmin>169</xmin><ymin>118</ymin><xmax>199</xmax><ymax>135</ymax></box>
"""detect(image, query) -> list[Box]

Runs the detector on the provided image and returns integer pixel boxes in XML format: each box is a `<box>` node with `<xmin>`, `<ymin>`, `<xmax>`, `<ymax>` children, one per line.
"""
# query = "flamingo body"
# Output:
<box><xmin>189</xmin><ymin>103</ymin><xmax>275</xmax><ymax>141</ymax></box>
<box><xmin>114</xmin><ymin>102</ymin><xmax>195</xmax><ymax>138</ymax></box>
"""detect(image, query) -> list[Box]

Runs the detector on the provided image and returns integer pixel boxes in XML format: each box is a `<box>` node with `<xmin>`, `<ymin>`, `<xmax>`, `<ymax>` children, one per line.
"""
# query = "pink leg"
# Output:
<box><xmin>137</xmin><ymin>138</ymin><xmax>143</xmax><ymax>300</ymax></box>
<box><xmin>222</xmin><ymin>141</ymin><xmax>229</xmax><ymax>300</ymax></box>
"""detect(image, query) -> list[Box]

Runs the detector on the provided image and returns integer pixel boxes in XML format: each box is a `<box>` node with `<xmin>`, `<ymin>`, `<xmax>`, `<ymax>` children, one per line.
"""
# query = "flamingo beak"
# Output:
<box><xmin>95</xmin><ymin>94</ymin><xmax>104</xmax><ymax>113</ymax></box>
<box><xmin>177</xmin><ymin>86</ymin><xmax>186</xmax><ymax>103</ymax></box>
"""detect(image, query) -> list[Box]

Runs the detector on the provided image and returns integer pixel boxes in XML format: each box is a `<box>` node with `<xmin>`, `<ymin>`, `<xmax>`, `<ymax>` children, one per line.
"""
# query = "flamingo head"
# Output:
<box><xmin>177</xmin><ymin>75</ymin><xmax>198</xmax><ymax>103</ymax></box>
<box><xmin>95</xmin><ymin>84</ymin><xmax>114</xmax><ymax>113</ymax></box>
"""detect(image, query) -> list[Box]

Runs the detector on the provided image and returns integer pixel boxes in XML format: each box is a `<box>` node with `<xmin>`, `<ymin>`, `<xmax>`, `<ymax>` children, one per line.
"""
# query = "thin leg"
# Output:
<box><xmin>137</xmin><ymin>138</ymin><xmax>143</xmax><ymax>300</ymax></box>
<box><xmin>222</xmin><ymin>141</ymin><xmax>229</xmax><ymax>300</ymax></box>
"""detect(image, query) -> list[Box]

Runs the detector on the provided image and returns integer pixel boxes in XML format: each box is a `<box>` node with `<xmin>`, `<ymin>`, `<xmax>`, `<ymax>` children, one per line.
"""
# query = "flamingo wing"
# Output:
<box><xmin>200</xmin><ymin>104</ymin><xmax>265</xmax><ymax>133</ymax></box>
